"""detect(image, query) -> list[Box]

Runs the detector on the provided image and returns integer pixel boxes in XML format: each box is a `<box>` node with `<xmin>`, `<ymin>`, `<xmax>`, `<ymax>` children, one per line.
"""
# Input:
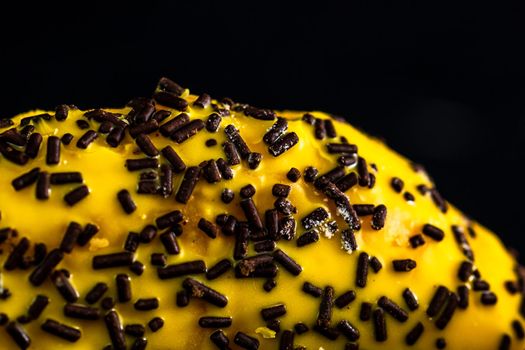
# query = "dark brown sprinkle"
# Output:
<box><xmin>473</xmin><ymin>279</ymin><xmax>490</xmax><ymax>291</ymax></box>
<box><xmin>378</xmin><ymin>296</ymin><xmax>409</xmax><ymax>322</ymax></box>
<box><xmin>127</xmin><ymin>260</ymin><xmax>144</xmax><ymax>276</ymax></box>
<box><xmin>106</xmin><ymin>126</ymin><xmax>125</xmax><ymax>147</ymax></box>
<box><xmin>134</xmin><ymin>134</ymin><xmax>158</xmax><ymax>157</ymax></box>
<box><xmin>242</xmin><ymin>106</ymin><xmax>276</xmax><ymax>121</ymax></box>
<box><xmin>409</xmin><ymin>234</ymin><xmax>425</xmax><ymax>248</ymax></box>
<box><xmin>278</xmin><ymin>329</ymin><xmax>294</xmax><ymax>350</ymax></box>
<box><xmin>274</xmin><ymin>197</ymin><xmax>296</xmax><ymax>215</ymax></box>
<box><xmin>302</xmin><ymin>207</ymin><xmax>329</xmax><ymax>230</ymax></box>
<box><xmin>498</xmin><ymin>334</ymin><xmax>511</xmax><ymax>350</ymax></box>
<box><xmin>216</xmin><ymin>158</ymin><xmax>233</xmax><ymax>180</ymax></box>
<box><xmin>6</xmin><ymin>321</ymin><xmax>31</xmax><ymax>349</ymax></box>
<box><xmin>324</xmin><ymin>119</ymin><xmax>337</xmax><ymax>138</ymax></box>
<box><xmin>312</xmin><ymin>324</ymin><xmax>340</xmax><ymax>341</ymax></box>
<box><xmin>4</xmin><ymin>237</ymin><xmax>30</xmax><ymax>270</ymax></box>
<box><xmin>205</xmin><ymin>138</ymin><xmax>217</xmax><ymax>147</ymax></box>
<box><xmin>402</xmin><ymin>288</ymin><xmax>419</xmax><ymax>311</ymax></box>
<box><xmin>200</xmin><ymin>160</ymin><xmax>221</xmax><ymax>184</ymax></box>
<box><xmin>205</xmin><ymin>113</ymin><xmax>222</xmax><ymax>132</ymax></box>
<box><xmin>261</xmin><ymin>304</ymin><xmax>287</xmax><ymax>321</ymax></box>
<box><xmin>467</xmin><ymin>225</ymin><xmax>477</xmax><ymax>238</ymax></box>
<box><xmin>390</xmin><ymin>177</ymin><xmax>404</xmax><ymax>193</ymax></box>
<box><xmin>154</xmin><ymin>91</ymin><xmax>188</xmax><ymax>111</ymax></box>
<box><xmin>0</xmin><ymin>227</ymin><xmax>13</xmax><ymax>244</ymax></box>
<box><xmin>356</xmin><ymin>252</ymin><xmax>369</xmax><ymax>288</ymax></box>
<box><xmin>40</xmin><ymin>318</ymin><xmax>81</xmax><ymax>342</ymax></box>
<box><xmin>198</xmin><ymin>218</ymin><xmax>219</xmax><ymax>239</ymax></box>
<box><xmin>512</xmin><ymin>320</ymin><xmax>525</xmax><ymax>339</ymax></box>
<box><xmin>152</xmin><ymin>109</ymin><xmax>171</xmax><ymax>124</ymax></box>
<box><xmin>64</xmin><ymin>185</ymin><xmax>90</xmax><ymax>206</ymax></box>
<box><xmin>155</xmin><ymin>210</ymin><xmax>183</xmax><ymax>229</ymax></box>
<box><xmin>0</xmin><ymin>119</ymin><xmax>14</xmax><ymax>128</ymax></box>
<box><xmin>225</xmin><ymin>124</ymin><xmax>251</xmax><ymax>159</ymax></box>
<box><xmin>240</xmin><ymin>184</ymin><xmax>256</xmax><ymax>198</ymax></box>
<box><xmin>76</xmin><ymin>119</ymin><xmax>90</xmax><ymax>130</ymax></box>
<box><xmin>27</xmin><ymin>294</ymin><xmax>49</xmax><ymax>320</ymax></box>
<box><xmin>303</xmin><ymin>166</ymin><xmax>318</xmax><ymax>182</ymax></box>
<box><xmin>273</xmin><ymin>249</ymin><xmax>302</xmax><ymax>276</ymax></box>
<box><xmin>292</xmin><ymin>323</ymin><xmax>308</xmax><ymax>335</ymax></box>
<box><xmin>268</xmin><ymin>132</ymin><xmax>299</xmax><ymax>157</ymax></box>
<box><xmin>158</xmin><ymin>147</ymin><xmax>185</xmax><ymax>174</ymax></box>
<box><xmin>263</xmin><ymin>117</ymin><xmax>288</xmax><ymax>145</ymax></box>
<box><xmin>25</xmin><ymin>133</ymin><xmax>42</xmax><ymax>159</ymax></box>
<box><xmin>301</xmin><ymin>113</ymin><xmax>315</xmax><ymax>124</ymax></box>
<box><xmin>351</xmin><ymin>204</ymin><xmax>373</xmax><ymax>217</ymax></box>
<box><xmin>234</xmin><ymin>331</ymin><xmax>260</xmax><ymax>350</ymax></box>
<box><xmin>457</xmin><ymin>261</ymin><xmax>473</xmax><ymax>282</ymax></box>
<box><xmin>75</xmin><ymin>130</ymin><xmax>98</xmax><ymax>149</ymax></box>
<box><xmin>335</xmin><ymin>290</ymin><xmax>357</xmax><ymax>309</ymax></box>
<box><xmin>133</xmin><ymin>298</ymin><xmax>159</xmax><ymax>311</ymax></box>
<box><xmin>51</xmin><ymin>270</ymin><xmax>79</xmax><ymax>302</ymax></box>
<box><xmin>263</xmin><ymin>279</ymin><xmax>277</xmax><ymax>292</ymax></box>
<box><xmin>221</xmin><ymin>188</ymin><xmax>235</xmax><ymax>203</ymax></box>
<box><xmin>451</xmin><ymin>225</ymin><xmax>474</xmax><ymax>261</ymax></box>
<box><xmin>171</xmin><ymin>119</ymin><xmax>205</xmax><ymax>143</ymax></box>
<box><xmin>29</xmin><ymin>249</ymin><xmax>64</xmax><ymax>286</ymax></box>
<box><xmin>33</xmin><ymin>243</ymin><xmax>47</xmax><ymax>265</ymax></box>
<box><xmin>336</xmin><ymin>320</ymin><xmax>359</xmax><ymax>342</ymax></box>
<box><xmin>92</xmin><ymin>252</ymin><xmax>134</xmax><ymax>269</ymax></box>
<box><xmin>115</xmin><ymin>274</ymin><xmax>132</xmax><ymax>303</ymax></box>
<box><xmin>371</xmin><ymin>204</ymin><xmax>387</xmax><ymax>230</ymax></box>
<box><xmin>20</xmin><ymin>122</ymin><xmax>35</xmax><ymax>138</ymax></box>
<box><xmin>373</xmin><ymin>308</ymin><xmax>387</xmax><ymax>342</ymax></box>
<box><xmin>206</xmin><ymin>259</ymin><xmax>232</xmax><ymax>280</ymax></box>
<box><xmin>422</xmin><ymin>224</ymin><xmax>445</xmax><ymax>242</ymax></box>
<box><xmin>236</xmin><ymin>254</ymin><xmax>274</xmax><ymax>277</ymax></box>
<box><xmin>158</xmin><ymin>230</ymin><xmax>179</xmax><ymax>255</ymax></box>
<box><xmin>278</xmin><ymin>216</ymin><xmax>296</xmax><ymax>241</ymax></box>
<box><xmin>315</xmin><ymin>167</ymin><xmax>346</xmax><ymax>189</ymax></box>
<box><xmin>246</xmin><ymin>152</ymin><xmax>262</xmax><ymax>169</ymax></box>
<box><xmin>368</xmin><ymin>173</ymin><xmax>376</xmax><ymax>188</ymax></box>
<box><xmin>392</xmin><ymin>259</ymin><xmax>417</xmax><ymax>272</ymax></box>
<box><xmin>101</xmin><ymin>297</ymin><xmax>116</xmax><ymax>310</ymax></box>
<box><xmin>131</xmin><ymin>337</ymin><xmax>148</xmax><ymax>350</ymax></box>
<box><xmin>11</xmin><ymin>167</ymin><xmax>40</xmax><ymax>191</ymax></box>
<box><xmin>123</xmin><ymin>232</ymin><xmax>140</xmax><ymax>253</ymax></box>
<box><xmin>369</xmin><ymin>256</ymin><xmax>383</xmax><ymax>273</ymax></box>
<box><xmin>128</xmin><ymin>119</ymin><xmax>159</xmax><ymax>138</ymax></box>
<box><xmin>222</xmin><ymin>215</ymin><xmax>237</xmax><ymax>236</ymax></box>
<box><xmin>480</xmin><ymin>291</ymin><xmax>498</xmax><ymax>305</ymax></box>
<box><xmin>335</xmin><ymin>173</ymin><xmax>358</xmax><ymax>192</ymax></box>
<box><xmin>1</xmin><ymin>128</ymin><xmax>26</xmax><ymax>146</ymax></box>
<box><xmin>436</xmin><ymin>338</ymin><xmax>447</xmax><ymax>349</ymax></box>
<box><xmin>157</xmin><ymin>260</ymin><xmax>207</xmax><ymax>280</ymax></box>
<box><xmin>405</xmin><ymin>322</ymin><xmax>424</xmax><ymax>346</ymax></box>
<box><xmin>150</xmin><ymin>253</ymin><xmax>167</xmax><ymax>267</ymax></box>
<box><xmin>233</xmin><ymin>223</ymin><xmax>249</xmax><ymax>259</ymax></box>
<box><xmin>262</xmin><ymin>210</ymin><xmax>278</xmax><ymax>241</ymax></box>
<box><xmin>183</xmin><ymin>277</ymin><xmax>228</xmax><ymax>307</ymax></box>
<box><xmin>115</xmin><ymin>189</ymin><xmax>136</xmax><ymax>214</ymax></box>
<box><xmin>64</xmin><ymin>303</ymin><xmax>101</xmax><ymax>320</ymax></box>
<box><xmin>430</xmin><ymin>188</ymin><xmax>448</xmax><ymax>213</ymax></box>
<box><xmin>426</xmin><ymin>286</ymin><xmax>449</xmax><ymax>317</ymax></box>
<box><xmin>341</xmin><ymin>229</ymin><xmax>358</xmax><ymax>252</ymax></box>
<box><xmin>241</xmin><ymin>198</ymin><xmax>264</xmax><ymax>230</ymax></box>
<box><xmin>77</xmin><ymin>223</ymin><xmax>99</xmax><ymax>246</ymax></box>
<box><xmin>313</xmin><ymin>118</ymin><xmax>326</xmax><ymax>139</ymax></box>
<box><xmin>0</xmin><ymin>141</ymin><xmax>29</xmax><ymax>165</ymax></box>
<box><xmin>316</xmin><ymin>286</ymin><xmax>335</xmax><ymax>328</ymax></box>
<box><xmin>198</xmin><ymin>316</ymin><xmax>232</xmax><ymax>329</ymax></box>
<box><xmin>159</xmin><ymin>112</ymin><xmax>190</xmax><ymax>137</ymax></box>
<box><xmin>286</xmin><ymin>167</ymin><xmax>301</xmax><ymax>182</ymax></box>
<box><xmin>457</xmin><ymin>286</ymin><xmax>469</xmax><ymax>309</ymax></box>
<box><xmin>404</xmin><ymin>191</ymin><xmax>415</xmax><ymax>202</ymax></box>
<box><xmin>356</xmin><ymin>157</ymin><xmax>370</xmax><ymax>187</ymax></box>
<box><xmin>35</xmin><ymin>171</ymin><xmax>51</xmax><ymax>200</ymax></box>
<box><xmin>223</xmin><ymin>141</ymin><xmax>241</xmax><ymax>166</ymax></box>
<box><xmin>435</xmin><ymin>293</ymin><xmax>458</xmax><ymax>329</ymax></box>
<box><xmin>0</xmin><ymin>289</ymin><xmax>12</xmax><ymax>300</ymax></box>
<box><xmin>175</xmin><ymin>166</ymin><xmax>201</xmax><ymax>204</ymax></box>
<box><xmin>210</xmin><ymin>329</ymin><xmax>230</xmax><ymax>349</ymax></box>
<box><xmin>125</xmin><ymin>324</ymin><xmax>145</xmax><ymax>337</ymax></box>
<box><xmin>85</xmin><ymin>282</ymin><xmax>108</xmax><ymax>304</ymax></box>
<box><xmin>157</xmin><ymin>77</ymin><xmax>185</xmax><ymax>95</ymax></box>
<box><xmin>322</xmin><ymin>182</ymin><xmax>360</xmax><ymax>230</ymax></box>
<box><xmin>104</xmin><ymin>310</ymin><xmax>126</xmax><ymax>350</ymax></box>
<box><xmin>300</xmin><ymin>282</ymin><xmax>322</xmax><ymax>298</ymax></box>
<box><xmin>139</xmin><ymin>225</ymin><xmax>157</xmax><ymax>243</ymax></box>
<box><xmin>416</xmin><ymin>184</ymin><xmax>429</xmax><ymax>195</ymax></box>
<box><xmin>176</xmin><ymin>290</ymin><xmax>190</xmax><ymax>307</ymax></box>
<box><xmin>98</xmin><ymin>121</ymin><xmax>114</xmax><ymax>134</ymax></box>
<box><xmin>326</xmin><ymin>143</ymin><xmax>358</xmax><ymax>154</ymax></box>
<box><xmin>296</xmin><ymin>231</ymin><xmax>319</xmax><ymax>247</ymax></box>
<box><xmin>48</xmin><ymin>172</ymin><xmax>83</xmax><ymax>185</ymax></box>
<box><xmin>44</xmin><ymin>136</ymin><xmax>61</xmax><ymax>165</ymax></box>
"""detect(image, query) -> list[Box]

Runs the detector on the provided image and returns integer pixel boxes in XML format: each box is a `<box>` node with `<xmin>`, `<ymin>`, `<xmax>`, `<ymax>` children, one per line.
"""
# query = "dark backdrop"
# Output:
<box><xmin>1</xmin><ymin>2</ymin><xmax>523</xmax><ymax>259</ymax></box>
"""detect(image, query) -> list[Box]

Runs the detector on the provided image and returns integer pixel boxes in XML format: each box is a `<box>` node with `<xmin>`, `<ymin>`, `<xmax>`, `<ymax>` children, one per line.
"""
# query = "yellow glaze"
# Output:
<box><xmin>0</xmin><ymin>91</ymin><xmax>523</xmax><ymax>350</ymax></box>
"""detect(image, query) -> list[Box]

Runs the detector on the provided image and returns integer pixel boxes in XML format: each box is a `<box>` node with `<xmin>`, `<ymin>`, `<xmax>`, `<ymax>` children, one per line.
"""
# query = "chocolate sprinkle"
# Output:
<box><xmin>480</xmin><ymin>291</ymin><xmax>498</xmax><ymax>305</ymax></box>
<box><xmin>335</xmin><ymin>290</ymin><xmax>357</xmax><ymax>309</ymax></box>
<box><xmin>171</xmin><ymin>119</ymin><xmax>205</xmax><ymax>143</ymax></box>
<box><xmin>512</xmin><ymin>320</ymin><xmax>525</xmax><ymax>339</ymax></box>
<box><xmin>6</xmin><ymin>322</ymin><xmax>31</xmax><ymax>349</ymax></box>
<box><xmin>64</xmin><ymin>185</ymin><xmax>90</xmax><ymax>206</ymax></box>
<box><xmin>51</xmin><ymin>270</ymin><xmax>79</xmax><ymax>302</ymax></box>
<box><xmin>206</xmin><ymin>259</ymin><xmax>232</xmax><ymax>280</ymax></box>
<box><xmin>104</xmin><ymin>310</ymin><xmax>126</xmax><ymax>350</ymax></box>
<box><xmin>50</xmin><ymin>172</ymin><xmax>83</xmax><ymax>185</ymax></box>
<box><xmin>247</xmin><ymin>152</ymin><xmax>262</xmax><ymax>169</ymax></box>
<box><xmin>302</xmin><ymin>207</ymin><xmax>329</xmax><ymax>230</ymax></box>
<box><xmin>327</xmin><ymin>143</ymin><xmax>358</xmax><ymax>154</ymax></box>
<box><xmin>64</xmin><ymin>303</ymin><xmax>101</xmax><ymax>320</ymax></box>
<box><xmin>125</xmin><ymin>324</ymin><xmax>145</xmax><ymax>337</ymax></box>
<box><xmin>427</xmin><ymin>286</ymin><xmax>449</xmax><ymax>317</ymax></box>
<box><xmin>357</xmin><ymin>157</ymin><xmax>370</xmax><ymax>186</ymax></box>
<box><xmin>199</xmin><ymin>316</ymin><xmax>232</xmax><ymax>328</ymax></box>
<box><xmin>136</xmin><ymin>134</ymin><xmax>159</xmax><ymax>157</ymax></box>
<box><xmin>134</xmin><ymin>298</ymin><xmax>159</xmax><ymax>311</ymax></box>
<box><xmin>390</xmin><ymin>177</ymin><xmax>404</xmax><ymax>193</ymax></box>
<box><xmin>356</xmin><ymin>252</ymin><xmax>369</xmax><ymax>288</ymax></box>
<box><xmin>409</xmin><ymin>234</ymin><xmax>425</xmax><ymax>248</ymax></box>
<box><xmin>296</xmin><ymin>231</ymin><xmax>319</xmax><ymax>247</ymax></box>
<box><xmin>263</xmin><ymin>117</ymin><xmax>288</xmax><ymax>145</ymax></box>
<box><xmin>29</xmin><ymin>249</ymin><xmax>64</xmax><ymax>286</ymax></box>
<box><xmin>392</xmin><ymin>259</ymin><xmax>417</xmax><ymax>272</ymax></box>
<box><xmin>25</xmin><ymin>133</ymin><xmax>42</xmax><ymax>159</ymax></box>
<box><xmin>157</xmin><ymin>260</ymin><xmax>207</xmax><ymax>280</ymax></box>
<box><xmin>337</xmin><ymin>320</ymin><xmax>360</xmax><ymax>342</ymax></box>
<box><xmin>85</xmin><ymin>282</ymin><xmax>108</xmax><ymax>304</ymax></box>
<box><xmin>92</xmin><ymin>252</ymin><xmax>134</xmax><ymax>269</ymax></box>
<box><xmin>225</xmin><ymin>124</ymin><xmax>251</xmax><ymax>159</ymax></box>
<box><xmin>159</xmin><ymin>113</ymin><xmax>190</xmax><ymax>137</ymax></box>
<box><xmin>303</xmin><ymin>282</ymin><xmax>323</xmax><ymax>298</ymax></box>
<box><xmin>435</xmin><ymin>293</ymin><xmax>458</xmax><ymax>329</ymax></box>
<box><xmin>156</xmin><ymin>210</ymin><xmax>183</xmax><ymax>229</ymax></box>
<box><xmin>499</xmin><ymin>334</ymin><xmax>511</xmax><ymax>350</ymax></box>
<box><xmin>12</xmin><ymin>167</ymin><xmax>40</xmax><ymax>191</ymax></box>
<box><xmin>234</xmin><ymin>331</ymin><xmax>260</xmax><ymax>350</ymax></box>
<box><xmin>77</xmin><ymin>223</ymin><xmax>99</xmax><ymax>246</ymax></box>
<box><xmin>205</xmin><ymin>113</ymin><xmax>222</xmax><ymax>132</ymax></box>
<box><xmin>223</xmin><ymin>141</ymin><xmax>241</xmax><ymax>165</ymax></box>
<box><xmin>405</xmin><ymin>322</ymin><xmax>424</xmax><ymax>346</ymax></box>
<box><xmin>241</xmin><ymin>198</ymin><xmax>264</xmax><ymax>231</ymax></box>
<box><xmin>4</xmin><ymin>237</ymin><xmax>30</xmax><ymax>270</ymax></box>
<box><xmin>41</xmin><ymin>319</ymin><xmax>81</xmax><ymax>342</ymax></box>
<box><xmin>36</xmin><ymin>171</ymin><xmax>50</xmax><ymax>200</ymax></box>
<box><xmin>317</xmin><ymin>286</ymin><xmax>335</xmax><ymax>328</ymax></box>
<box><xmin>457</xmin><ymin>261</ymin><xmax>473</xmax><ymax>282</ymax></box>
<box><xmin>273</xmin><ymin>249</ymin><xmax>302</xmax><ymax>275</ymax></box>
<box><xmin>76</xmin><ymin>130</ymin><xmax>98</xmax><ymax>149</ymax></box>
<box><xmin>360</xmin><ymin>302</ymin><xmax>372</xmax><ymax>321</ymax></box>
<box><xmin>336</xmin><ymin>173</ymin><xmax>358</xmax><ymax>192</ymax></box>
<box><xmin>216</xmin><ymin>158</ymin><xmax>233</xmax><ymax>179</ymax></box>
<box><xmin>160</xmin><ymin>231</ymin><xmax>180</xmax><ymax>255</ymax></box>
<box><xmin>287</xmin><ymin>167</ymin><xmax>301</xmax><ymax>182</ymax></box>
<box><xmin>378</xmin><ymin>296</ymin><xmax>408</xmax><ymax>322</ymax></box>
<box><xmin>175</xmin><ymin>166</ymin><xmax>201</xmax><ymax>203</ymax></box>
<box><xmin>126</xmin><ymin>158</ymin><xmax>159</xmax><ymax>171</ymax></box>
<box><xmin>371</xmin><ymin>204</ymin><xmax>387</xmax><ymax>230</ymax></box>
<box><xmin>27</xmin><ymin>294</ymin><xmax>49</xmax><ymax>320</ymax></box>
<box><xmin>116</xmin><ymin>274</ymin><xmax>132</xmax><ymax>303</ymax></box>
<box><xmin>261</xmin><ymin>304</ymin><xmax>287</xmax><ymax>321</ymax></box>
<box><xmin>373</xmin><ymin>308</ymin><xmax>387</xmax><ymax>342</ymax></box>
<box><xmin>117</xmin><ymin>189</ymin><xmax>137</xmax><ymax>214</ymax></box>
<box><xmin>160</xmin><ymin>146</ymin><xmax>186</xmax><ymax>173</ymax></box>
<box><xmin>106</xmin><ymin>126</ymin><xmax>125</xmax><ymax>147</ymax></box>
<box><xmin>422</xmin><ymin>224</ymin><xmax>445</xmax><ymax>242</ymax></box>
<box><xmin>210</xmin><ymin>329</ymin><xmax>230</xmax><ymax>349</ymax></box>
<box><xmin>154</xmin><ymin>91</ymin><xmax>188</xmax><ymax>110</ymax></box>
<box><xmin>268</xmin><ymin>132</ymin><xmax>299</xmax><ymax>157</ymax></box>
<box><xmin>198</xmin><ymin>218</ymin><xmax>219</xmax><ymax>239</ymax></box>
<box><xmin>403</xmin><ymin>288</ymin><xmax>419</xmax><ymax>311</ymax></box>
<box><xmin>182</xmin><ymin>277</ymin><xmax>228</xmax><ymax>307</ymax></box>
<box><xmin>341</xmin><ymin>229</ymin><xmax>358</xmax><ymax>253</ymax></box>
<box><xmin>457</xmin><ymin>285</ymin><xmax>469</xmax><ymax>309</ymax></box>
<box><xmin>240</xmin><ymin>184</ymin><xmax>256</xmax><ymax>198</ymax></box>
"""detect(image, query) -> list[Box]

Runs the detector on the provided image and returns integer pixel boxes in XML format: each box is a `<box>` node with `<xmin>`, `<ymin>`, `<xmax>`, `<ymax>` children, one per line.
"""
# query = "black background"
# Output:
<box><xmin>1</xmin><ymin>2</ymin><xmax>523</xmax><ymax>259</ymax></box>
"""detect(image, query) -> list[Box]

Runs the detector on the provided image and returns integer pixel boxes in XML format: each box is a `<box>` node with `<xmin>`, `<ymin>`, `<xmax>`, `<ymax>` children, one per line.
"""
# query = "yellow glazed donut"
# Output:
<box><xmin>0</xmin><ymin>77</ymin><xmax>523</xmax><ymax>349</ymax></box>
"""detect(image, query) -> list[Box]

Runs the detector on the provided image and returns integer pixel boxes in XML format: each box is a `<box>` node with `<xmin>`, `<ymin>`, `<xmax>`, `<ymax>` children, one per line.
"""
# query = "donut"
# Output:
<box><xmin>0</xmin><ymin>77</ymin><xmax>523</xmax><ymax>349</ymax></box>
